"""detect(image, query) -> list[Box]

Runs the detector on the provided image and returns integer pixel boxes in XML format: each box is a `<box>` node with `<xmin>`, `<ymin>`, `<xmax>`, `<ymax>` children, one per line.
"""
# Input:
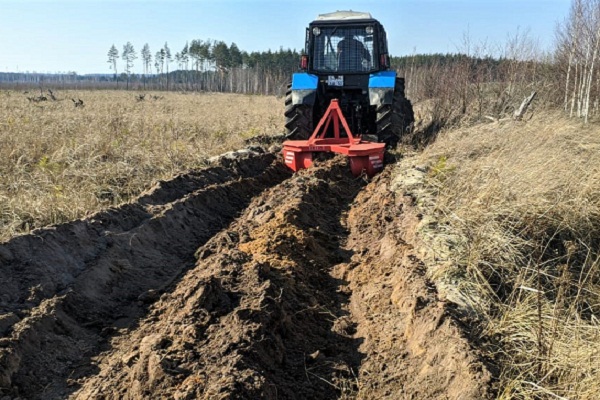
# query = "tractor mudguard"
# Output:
<box><xmin>369</xmin><ymin>71</ymin><xmax>396</xmax><ymax>106</ymax></box>
<box><xmin>291</xmin><ymin>72</ymin><xmax>318</xmax><ymax>105</ymax></box>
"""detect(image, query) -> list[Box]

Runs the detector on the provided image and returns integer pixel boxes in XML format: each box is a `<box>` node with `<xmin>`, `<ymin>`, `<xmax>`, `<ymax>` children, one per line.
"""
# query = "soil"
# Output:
<box><xmin>0</xmin><ymin>149</ymin><xmax>491</xmax><ymax>399</ymax></box>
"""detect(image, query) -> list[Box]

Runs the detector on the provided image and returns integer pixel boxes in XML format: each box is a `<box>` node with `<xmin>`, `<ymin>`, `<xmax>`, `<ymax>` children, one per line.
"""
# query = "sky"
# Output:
<box><xmin>0</xmin><ymin>0</ymin><xmax>572</xmax><ymax>75</ymax></box>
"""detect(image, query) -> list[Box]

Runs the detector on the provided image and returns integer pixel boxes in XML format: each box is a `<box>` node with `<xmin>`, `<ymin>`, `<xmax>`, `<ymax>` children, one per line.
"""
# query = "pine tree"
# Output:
<box><xmin>229</xmin><ymin>43</ymin><xmax>243</xmax><ymax>67</ymax></box>
<box><xmin>141</xmin><ymin>44</ymin><xmax>152</xmax><ymax>75</ymax></box>
<box><xmin>181</xmin><ymin>42</ymin><xmax>189</xmax><ymax>70</ymax></box>
<box><xmin>141</xmin><ymin>43</ymin><xmax>152</xmax><ymax>89</ymax></box>
<box><xmin>155</xmin><ymin>49</ymin><xmax>165</xmax><ymax>88</ymax></box>
<box><xmin>164</xmin><ymin>42</ymin><xmax>172</xmax><ymax>90</ymax></box>
<box><xmin>107</xmin><ymin>44</ymin><xmax>119</xmax><ymax>80</ymax></box>
<box><xmin>212</xmin><ymin>41</ymin><xmax>231</xmax><ymax>70</ymax></box>
<box><xmin>122</xmin><ymin>42</ymin><xmax>137</xmax><ymax>90</ymax></box>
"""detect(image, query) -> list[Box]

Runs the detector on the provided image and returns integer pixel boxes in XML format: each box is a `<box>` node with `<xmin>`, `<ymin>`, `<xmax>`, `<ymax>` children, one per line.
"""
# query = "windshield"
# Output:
<box><xmin>312</xmin><ymin>26</ymin><xmax>375</xmax><ymax>73</ymax></box>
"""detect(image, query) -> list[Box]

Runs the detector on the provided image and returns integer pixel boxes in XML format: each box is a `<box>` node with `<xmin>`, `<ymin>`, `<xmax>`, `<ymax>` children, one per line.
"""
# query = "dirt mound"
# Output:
<box><xmin>0</xmin><ymin>151</ymin><xmax>290</xmax><ymax>399</ymax></box>
<box><xmin>0</xmin><ymin>150</ymin><xmax>491</xmax><ymax>399</ymax></box>
<box><xmin>70</xmin><ymin>159</ymin><xmax>363</xmax><ymax>399</ymax></box>
<box><xmin>341</xmin><ymin>171</ymin><xmax>492</xmax><ymax>398</ymax></box>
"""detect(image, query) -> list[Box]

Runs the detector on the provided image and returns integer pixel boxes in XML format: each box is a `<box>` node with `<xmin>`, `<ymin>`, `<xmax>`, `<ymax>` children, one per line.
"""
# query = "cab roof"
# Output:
<box><xmin>315</xmin><ymin>11</ymin><xmax>373</xmax><ymax>21</ymax></box>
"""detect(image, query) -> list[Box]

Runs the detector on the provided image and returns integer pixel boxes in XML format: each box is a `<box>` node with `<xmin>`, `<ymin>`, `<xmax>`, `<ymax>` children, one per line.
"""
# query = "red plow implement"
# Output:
<box><xmin>282</xmin><ymin>100</ymin><xmax>385</xmax><ymax>177</ymax></box>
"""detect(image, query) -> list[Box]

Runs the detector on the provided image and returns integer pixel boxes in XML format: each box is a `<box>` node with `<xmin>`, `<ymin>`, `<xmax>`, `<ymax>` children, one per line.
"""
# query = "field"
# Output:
<box><xmin>1</xmin><ymin>89</ymin><xmax>599</xmax><ymax>399</ymax></box>
<box><xmin>0</xmin><ymin>90</ymin><xmax>281</xmax><ymax>242</ymax></box>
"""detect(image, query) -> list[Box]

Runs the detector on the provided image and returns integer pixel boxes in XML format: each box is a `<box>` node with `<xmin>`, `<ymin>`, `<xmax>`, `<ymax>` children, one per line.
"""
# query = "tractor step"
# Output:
<box><xmin>282</xmin><ymin>99</ymin><xmax>385</xmax><ymax>177</ymax></box>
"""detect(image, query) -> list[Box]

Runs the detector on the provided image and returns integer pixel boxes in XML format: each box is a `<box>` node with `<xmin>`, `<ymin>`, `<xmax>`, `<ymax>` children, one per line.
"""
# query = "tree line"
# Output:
<box><xmin>106</xmin><ymin>40</ymin><xmax>301</xmax><ymax>94</ymax></box>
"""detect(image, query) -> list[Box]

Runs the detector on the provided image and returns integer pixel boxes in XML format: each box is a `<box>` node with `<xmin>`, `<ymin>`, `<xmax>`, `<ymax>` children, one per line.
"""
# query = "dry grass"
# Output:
<box><xmin>417</xmin><ymin>111</ymin><xmax>600</xmax><ymax>399</ymax></box>
<box><xmin>0</xmin><ymin>90</ymin><xmax>282</xmax><ymax>242</ymax></box>
<box><xmin>5</xmin><ymin>84</ymin><xmax>600</xmax><ymax>398</ymax></box>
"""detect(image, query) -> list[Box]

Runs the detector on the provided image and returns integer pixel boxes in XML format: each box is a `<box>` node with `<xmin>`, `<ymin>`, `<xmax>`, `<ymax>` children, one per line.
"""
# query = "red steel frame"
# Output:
<box><xmin>282</xmin><ymin>99</ymin><xmax>385</xmax><ymax>177</ymax></box>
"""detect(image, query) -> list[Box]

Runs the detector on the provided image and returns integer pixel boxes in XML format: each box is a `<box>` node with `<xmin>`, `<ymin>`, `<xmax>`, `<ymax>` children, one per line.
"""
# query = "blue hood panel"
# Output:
<box><xmin>369</xmin><ymin>71</ymin><xmax>396</xmax><ymax>88</ymax></box>
<box><xmin>291</xmin><ymin>73</ymin><xmax>319</xmax><ymax>90</ymax></box>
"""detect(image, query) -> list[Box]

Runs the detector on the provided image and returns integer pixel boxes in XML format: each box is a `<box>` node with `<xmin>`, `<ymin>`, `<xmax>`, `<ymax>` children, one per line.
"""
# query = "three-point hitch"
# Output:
<box><xmin>282</xmin><ymin>100</ymin><xmax>385</xmax><ymax>177</ymax></box>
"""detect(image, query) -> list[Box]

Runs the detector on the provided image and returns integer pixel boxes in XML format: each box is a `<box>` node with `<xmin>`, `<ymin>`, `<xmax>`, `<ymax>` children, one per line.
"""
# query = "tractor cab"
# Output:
<box><xmin>303</xmin><ymin>11</ymin><xmax>391</xmax><ymax>75</ymax></box>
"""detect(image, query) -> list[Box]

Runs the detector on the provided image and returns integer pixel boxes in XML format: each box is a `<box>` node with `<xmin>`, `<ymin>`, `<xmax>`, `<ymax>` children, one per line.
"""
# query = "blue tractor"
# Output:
<box><xmin>285</xmin><ymin>11</ymin><xmax>414</xmax><ymax>147</ymax></box>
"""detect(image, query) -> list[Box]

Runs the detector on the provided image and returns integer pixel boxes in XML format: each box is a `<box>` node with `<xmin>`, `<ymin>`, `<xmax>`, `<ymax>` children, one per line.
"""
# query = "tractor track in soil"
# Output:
<box><xmin>0</xmin><ymin>149</ymin><xmax>491</xmax><ymax>399</ymax></box>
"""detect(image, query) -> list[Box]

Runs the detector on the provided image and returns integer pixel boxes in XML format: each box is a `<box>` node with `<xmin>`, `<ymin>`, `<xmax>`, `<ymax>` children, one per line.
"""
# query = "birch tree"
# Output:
<box><xmin>557</xmin><ymin>0</ymin><xmax>600</xmax><ymax>122</ymax></box>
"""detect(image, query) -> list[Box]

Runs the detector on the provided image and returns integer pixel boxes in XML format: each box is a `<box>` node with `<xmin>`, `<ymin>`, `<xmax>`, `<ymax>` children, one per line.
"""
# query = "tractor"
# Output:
<box><xmin>285</xmin><ymin>11</ymin><xmax>414</xmax><ymax>147</ymax></box>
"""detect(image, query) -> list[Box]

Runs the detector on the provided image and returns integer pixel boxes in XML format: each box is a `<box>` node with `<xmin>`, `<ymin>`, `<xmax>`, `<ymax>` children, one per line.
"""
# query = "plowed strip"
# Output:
<box><xmin>0</xmin><ymin>152</ymin><xmax>290</xmax><ymax>398</ymax></box>
<box><xmin>73</xmin><ymin>158</ymin><xmax>365</xmax><ymax>399</ymax></box>
<box><xmin>1</xmin><ymin>152</ymin><xmax>492</xmax><ymax>399</ymax></box>
<box><xmin>72</xmin><ymin>160</ymin><xmax>492</xmax><ymax>399</ymax></box>
<box><xmin>340</xmin><ymin>170</ymin><xmax>492</xmax><ymax>399</ymax></box>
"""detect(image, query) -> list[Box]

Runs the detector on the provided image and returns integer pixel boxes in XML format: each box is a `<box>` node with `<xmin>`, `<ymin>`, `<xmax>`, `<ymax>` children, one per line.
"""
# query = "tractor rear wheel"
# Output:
<box><xmin>376</xmin><ymin>78</ymin><xmax>414</xmax><ymax>147</ymax></box>
<box><xmin>284</xmin><ymin>84</ymin><xmax>314</xmax><ymax>140</ymax></box>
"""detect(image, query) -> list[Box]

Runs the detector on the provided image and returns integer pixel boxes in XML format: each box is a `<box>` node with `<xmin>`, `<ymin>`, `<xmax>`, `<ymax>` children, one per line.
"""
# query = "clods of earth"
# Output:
<box><xmin>0</xmin><ymin>149</ymin><xmax>491</xmax><ymax>399</ymax></box>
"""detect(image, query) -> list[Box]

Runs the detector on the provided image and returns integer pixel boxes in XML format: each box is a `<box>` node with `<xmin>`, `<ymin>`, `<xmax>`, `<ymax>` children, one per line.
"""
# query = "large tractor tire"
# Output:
<box><xmin>376</xmin><ymin>78</ymin><xmax>415</xmax><ymax>147</ymax></box>
<box><xmin>284</xmin><ymin>83</ymin><xmax>314</xmax><ymax>140</ymax></box>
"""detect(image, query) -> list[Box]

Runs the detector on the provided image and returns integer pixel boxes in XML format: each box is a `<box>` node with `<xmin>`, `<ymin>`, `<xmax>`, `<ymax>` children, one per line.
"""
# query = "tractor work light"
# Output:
<box><xmin>312</xmin><ymin>27</ymin><xmax>321</xmax><ymax>36</ymax></box>
<box><xmin>380</xmin><ymin>53</ymin><xmax>389</xmax><ymax>68</ymax></box>
<box><xmin>300</xmin><ymin>55</ymin><xmax>309</xmax><ymax>70</ymax></box>
<box><xmin>366</xmin><ymin>26</ymin><xmax>374</xmax><ymax>34</ymax></box>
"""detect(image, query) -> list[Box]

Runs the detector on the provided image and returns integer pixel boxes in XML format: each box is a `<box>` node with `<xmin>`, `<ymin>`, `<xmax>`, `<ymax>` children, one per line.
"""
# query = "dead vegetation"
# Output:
<box><xmin>411</xmin><ymin>111</ymin><xmax>600</xmax><ymax>399</ymax></box>
<box><xmin>0</xmin><ymin>90</ymin><xmax>282</xmax><ymax>242</ymax></box>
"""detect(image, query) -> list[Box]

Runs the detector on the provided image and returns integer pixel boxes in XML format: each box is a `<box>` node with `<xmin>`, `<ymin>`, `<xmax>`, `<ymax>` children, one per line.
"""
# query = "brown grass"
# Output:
<box><xmin>0</xmin><ymin>90</ymin><xmax>282</xmax><ymax>242</ymax></box>
<box><xmin>416</xmin><ymin>111</ymin><xmax>600</xmax><ymax>399</ymax></box>
<box><xmin>5</xmin><ymin>84</ymin><xmax>600</xmax><ymax>398</ymax></box>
